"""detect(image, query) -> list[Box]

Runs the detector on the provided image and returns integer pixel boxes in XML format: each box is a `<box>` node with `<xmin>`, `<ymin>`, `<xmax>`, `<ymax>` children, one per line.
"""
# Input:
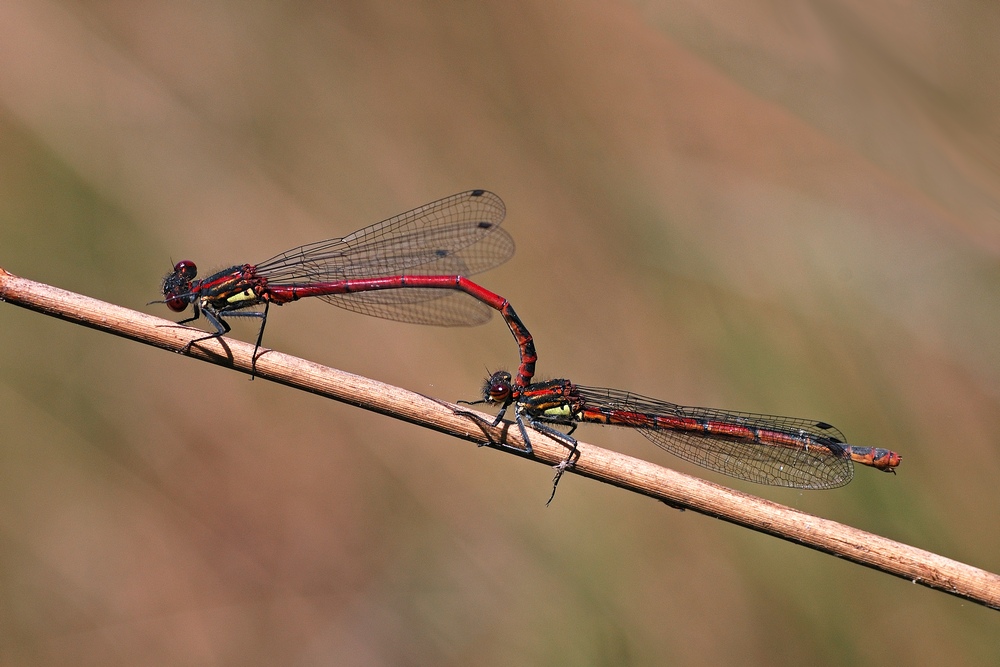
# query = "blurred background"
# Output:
<box><xmin>1</xmin><ymin>1</ymin><xmax>999</xmax><ymax>664</ymax></box>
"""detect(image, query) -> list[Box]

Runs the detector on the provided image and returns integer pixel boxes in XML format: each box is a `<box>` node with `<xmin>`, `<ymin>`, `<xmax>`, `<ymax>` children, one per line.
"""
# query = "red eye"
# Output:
<box><xmin>162</xmin><ymin>260</ymin><xmax>197</xmax><ymax>310</ymax></box>
<box><xmin>484</xmin><ymin>371</ymin><xmax>513</xmax><ymax>403</ymax></box>
<box><xmin>166</xmin><ymin>296</ymin><xmax>189</xmax><ymax>312</ymax></box>
<box><xmin>173</xmin><ymin>260</ymin><xmax>197</xmax><ymax>279</ymax></box>
<box><xmin>488</xmin><ymin>382</ymin><xmax>510</xmax><ymax>402</ymax></box>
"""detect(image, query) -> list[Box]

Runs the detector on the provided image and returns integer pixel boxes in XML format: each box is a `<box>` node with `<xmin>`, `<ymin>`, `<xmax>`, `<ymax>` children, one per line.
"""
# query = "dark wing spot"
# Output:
<box><xmin>477</xmin><ymin>221</ymin><xmax>493</xmax><ymax>229</ymax></box>
<box><xmin>470</xmin><ymin>189</ymin><xmax>485</xmax><ymax>196</ymax></box>
<box><xmin>814</xmin><ymin>421</ymin><xmax>834</xmax><ymax>430</ymax></box>
<box><xmin>435</xmin><ymin>249</ymin><xmax>448</xmax><ymax>257</ymax></box>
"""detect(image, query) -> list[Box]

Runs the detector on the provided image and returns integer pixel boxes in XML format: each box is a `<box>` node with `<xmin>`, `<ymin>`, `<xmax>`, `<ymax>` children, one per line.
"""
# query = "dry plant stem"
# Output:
<box><xmin>2</xmin><ymin>267</ymin><xmax>999</xmax><ymax>611</ymax></box>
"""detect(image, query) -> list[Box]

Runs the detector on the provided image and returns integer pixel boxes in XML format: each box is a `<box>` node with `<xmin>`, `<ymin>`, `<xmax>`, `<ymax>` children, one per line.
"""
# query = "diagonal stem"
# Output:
<box><xmin>2</xmin><ymin>266</ymin><xmax>999</xmax><ymax>611</ymax></box>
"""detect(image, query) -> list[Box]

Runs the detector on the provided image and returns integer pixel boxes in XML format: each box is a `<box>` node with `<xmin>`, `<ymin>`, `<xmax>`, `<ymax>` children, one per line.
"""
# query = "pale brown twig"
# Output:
<box><xmin>2</xmin><ymin>266</ymin><xmax>998</xmax><ymax>610</ymax></box>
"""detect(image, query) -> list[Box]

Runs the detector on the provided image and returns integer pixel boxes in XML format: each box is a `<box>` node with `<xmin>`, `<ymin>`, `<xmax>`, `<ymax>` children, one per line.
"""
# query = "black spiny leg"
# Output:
<box><xmin>517</xmin><ymin>416</ymin><xmax>581</xmax><ymax>506</ymax></box>
<box><xmin>248</xmin><ymin>300</ymin><xmax>270</xmax><ymax>379</ymax></box>
<box><xmin>452</xmin><ymin>397</ymin><xmax>527</xmax><ymax>454</ymax></box>
<box><xmin>490</xmin><ymin>401</ymin><xmax>510</xmax><ymax>427</ymax></box>
<box><xmin>175</xmin><ymin>301</ymin><xmax>203</xmax><ymax>327</ymax></box>
<box><xmin>181</xmin><ymin>303</ymin><xmax>230</xmax><ymax>354</ymax></box>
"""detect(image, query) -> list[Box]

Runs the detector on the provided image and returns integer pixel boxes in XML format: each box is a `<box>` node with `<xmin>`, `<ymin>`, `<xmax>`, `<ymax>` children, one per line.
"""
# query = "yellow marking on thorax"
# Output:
<box><xmin>226</xmin><ymin>289</ymin><xmax>257</xmax><ymax>304</ymax></box>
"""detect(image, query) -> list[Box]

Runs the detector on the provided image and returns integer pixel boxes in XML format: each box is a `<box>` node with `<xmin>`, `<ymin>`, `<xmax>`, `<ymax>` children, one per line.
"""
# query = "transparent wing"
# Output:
<box><xmin>255</xmin><ymin>190</ymin><xmax>510</xmax><ymax>281</ymax></box>
<box><xmin>254</xmin><ymin>190</ymin><xmax>510</xmax><ymax>326</ymax></box>
<box><xmin>573</xmin><ymin>385</ymin><xmax>854</xmax><ymax>489</ymax></box>
<box><xmin>320</xmin><ymin>290</ymin><xmax>494</xmax><ymax>326</ymax></box>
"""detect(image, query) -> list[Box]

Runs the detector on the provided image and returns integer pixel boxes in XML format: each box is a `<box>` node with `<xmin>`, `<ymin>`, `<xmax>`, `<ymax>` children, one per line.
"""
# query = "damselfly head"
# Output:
<box><xmin>161</xmin><ymin>260</ymin><xmax>198</xmax><ymax>312</ymax></box>
<box><xmin>482</xmin><ymin>370</ymin><xmax>513</xmax><ymax>404</ymax></box>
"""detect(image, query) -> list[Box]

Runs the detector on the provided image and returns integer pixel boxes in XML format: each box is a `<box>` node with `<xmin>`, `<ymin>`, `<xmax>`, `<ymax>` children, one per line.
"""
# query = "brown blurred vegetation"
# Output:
<box><xmin>1</xmin><ymin>1</ymin><xmax>999</xmax><ymax>664</ymax></box>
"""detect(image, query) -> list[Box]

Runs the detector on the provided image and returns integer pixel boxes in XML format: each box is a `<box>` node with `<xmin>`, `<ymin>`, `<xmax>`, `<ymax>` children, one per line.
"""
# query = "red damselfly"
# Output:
<box><xmin>475</xmin><ymin>371</ymin><xmax>900</xmax><ymax>490</ymax></box>
<box><xmin>155</xmin><ymin>190</ymin><xmax>536</xmax><ymax>383</ymax></box>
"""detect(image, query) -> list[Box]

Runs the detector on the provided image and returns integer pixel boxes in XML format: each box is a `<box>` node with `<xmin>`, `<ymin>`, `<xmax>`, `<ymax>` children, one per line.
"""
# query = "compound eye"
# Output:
<box><xmin>165</xmin><ymin>296</ymin><xmax>189</xmax><ymax>312</ymax></box>
<box><xmin>173</xmin><ymin>260</ymin><xmax>197</xmax><ymax>279</ymax></box>
<box><xmin>488</xmin><ymin>380</ymin><xmax>512</xmax><ymax>403</ymax></box>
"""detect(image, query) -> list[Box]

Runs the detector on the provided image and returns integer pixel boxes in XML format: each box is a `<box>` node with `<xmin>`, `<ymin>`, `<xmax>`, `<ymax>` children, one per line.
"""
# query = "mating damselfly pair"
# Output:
<box><xmin>157</xmin><ymin>190</ymin><xmax>900</xmax><ymax>492</ymax></box>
